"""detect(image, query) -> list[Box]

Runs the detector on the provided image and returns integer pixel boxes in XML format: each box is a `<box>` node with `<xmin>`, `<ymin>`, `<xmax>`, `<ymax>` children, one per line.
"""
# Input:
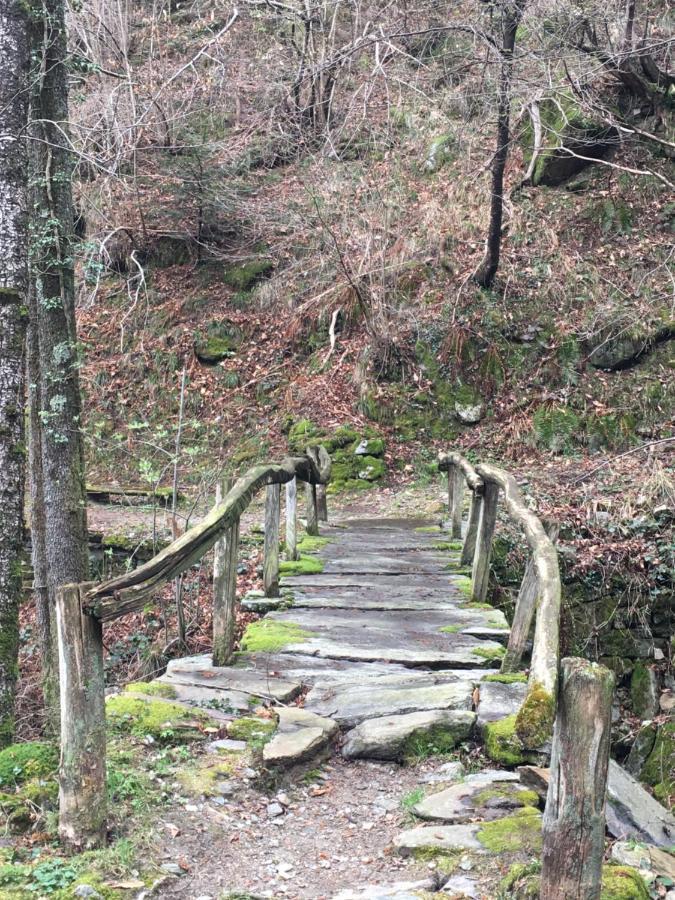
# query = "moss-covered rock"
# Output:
<box><xmin>279</xmin><ymin>555</ymin><xmax>324</xmax><ymax>576</ymax></box>
<box><xmin>515</xmin><ymin>683</ymin><xmax>556</xmax><ymax>749</ymax></box>
<box><xmin>532</xmin><ymin>405</ymin><xmax>581</xmax><ymax>453</ymax></box>
<box><xmin>226</xmin><ymin>716</ymin><xmax>276</xmax><ymax>746</ymax></box>
<box><xmin>295</xmin><ymin>535</ymin><xmax>330</xmax><ymax>554</ymax></box>
<box><xmin>630</xmin><ymin>662</ymin><xmax>659</xmax><ymax>720</ymax></box>
<box><xmin>484</xmin><ymin>715</ymin><xmax>528</xmax><ymax>766</ymax></box>
<box><xmin>222</xmin><ymin>258</ymin><xmax>274</xmax><ymax>291</ymax></box>
<box><xmin>600</xmin><ymin>865</ymin><xmax>650</xmax><ymax>900</ymax></box>
<box><xmin>106</xmin><ymin>696</ymin><xmax>211</xmax><ymax>742</ymax></box>
<box><xmin>482</xmin><ymin>673</ymin><xmax>528</xmax><ymax>684</ymax></box>
<box><xmin>640</xmin><ymin>721</ymin><xmax>675</xmax><ymax>805</ymax></box>
<box><xmin>499</xmin><ymin>861</ymin><xmax>542</xmax><ymax>899</ymax></box>
<box><xmin>240</xmin><ymin>620</ymin><xmax>314</xmax><ymax>653</ymax></box>
<box><xmin>0</xmin><ymin>743</ymin><xmax>57</xmax><ymax>789</ymax></box>
<box><xmin>194</xmin><ymin>320</ymin><xmax>243</xmax><ymax>364</ymax></box>
<box><xmin>124</xmin><ymin>681</ymin><xmax>177</xmax><ymax>699</ymax></box>
<box><xmin>476</xmin><ymin>806</ymin><xmax>542</xmax><ymax>853</ymax></box>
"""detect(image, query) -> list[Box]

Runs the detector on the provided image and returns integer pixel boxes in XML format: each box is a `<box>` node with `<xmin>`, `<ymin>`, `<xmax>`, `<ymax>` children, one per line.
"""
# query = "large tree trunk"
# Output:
<box><xmin>0</xmin><ymin>1</ymin><xmax>31</xmax><ymax>748</ymax></box>
<box><xmin>474</xmin><ymin>1</ymin><xmax>526</xmax><ymax>289</ymax></box>
<box><xmin>27</xmin><ymin>0</ymin><xmax>89</xmax><ymax>716</ymax></box>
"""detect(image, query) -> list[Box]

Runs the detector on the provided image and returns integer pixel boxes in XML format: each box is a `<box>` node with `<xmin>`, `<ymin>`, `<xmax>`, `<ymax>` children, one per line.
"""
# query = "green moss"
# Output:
<box><xmin>439</xmin><ymin>625</ymin><xmax>461</xmax><ymax>634</ymax></box>
<box><xmin>222</xmin><ymin>258</ymin><xmax>273</xmax><ymax>291</ymax></box>
<box><xmin>640</xmin><ymin>721</ymin><xmax>675</xmax><ymax>804</ymax></box>
<box><xmin>106</xmin><ymin>696</ymin><xmax>210</xmax><ymax>742</ymax></box>
<box><xmin>433</xmin><ymin>541</ymin><xmax>462</xmax><ymax>551</ymax></box>
<box><xmin>484</xmin><ymin>715</ymin><xmax>527</xmax><ymax>766</ymax></box>
<box><xmin>472</xmin><ymin>645</ymin><xmax>506</xmax><ymax>662</ymax></box>
<box><xmin>454</xmin><ymin>576</ymin><xmax>473</xmax><ymax>598</ymax></box>
<box><xmin>295</xmin><ymin>535</ymin><xmax>330</xmax><ymax>554</ymax></box>
<box><xmin>476</xmin><ymin>806</ymin><xmax>542</xmax><ymax>853</ymax></box>
<box><xmin>515</xmin><ymin>684</ymin><xmax>556</xmax><ymax>749</ymax></box>
<box><xmin>124</xmin><ymin>681</ymin><xmax>177</xmax><ymax>699</ymax></box>
<box><xmin>499</xmin><ymin>861</ymin><xmax>542</xmax><ymax>898</ymax></box>
<box><xmin>240</xmin><ymin>620</ymin><xmax>314</xmax><ymax>652</ymax></box>
<box><xmin>411</xmin><ymin>848</ymin><xmax>459</xmax><ymax>875</ymax></box>
<box><xmin>194</xmin><ymin>335</ymin><xmax>235</xmax><ymax>363</ymax></box>
<box><xmin>226</xmin><ymin>717</ymin><xmax>276</xmax><ymax>746</ymax></box>
<box><xmin>414</xmin><ymin>525</ymin><xmax>443</xmax><ymax>533</ymax></box>
<box><xmin>483</xmin><ymin>673</ymin><xmax>528</xmax><ymax>684</ymax></box>
<box><xmin>630</xmin><ymin>662</ymin><xmax>655</xmax><ymax>719</ymax></box>
<box><xmin>533</xmin><ymin>405</ymin><xmax>581</xmax><ymax>453</ymax></box>
<box><xmin>54</xmin><ymin>874</ymin><xmax>124</xmax><ymax>900</ymax></box>
<box><xmin>600</xmin><ymin>865</ymin><xmax>650</xmax><ymax>900</ymax></box>
<box><xmin>279</xmin><ymin>555</ymin><xmax>324</xmax><ymax>576</ymax></box>
<box><xmin>287</xmin><ymin>418</ymin><xmax>322</xmax><ymax>452</ymax></box>
<box><xmin>473</xmin><ymin>785</ymin><xmax>540</xmax><ymax>808</ymax></box>
<box><xmin>402</xmin><ymin>725</ymin><xmax>466</xmax><ymax>761</ymax></box>
<box><xmin>460</xmin><ymin>601</ymin><xmax>493</xmax><ymax>609</ymax></box>
<box><xmin>178</xmin><ymin>755</ymin><xmax>241</xmax><ymax>797</ymax></box>
<box><xmin>0</xmin><ymin>743</ymin><xmax>57</xmax><ymax>788</ymax></box>
<box><xmin>328</xmin><ymin>450</ymin><xmax>386</xmax><ymax>494</ymax></box>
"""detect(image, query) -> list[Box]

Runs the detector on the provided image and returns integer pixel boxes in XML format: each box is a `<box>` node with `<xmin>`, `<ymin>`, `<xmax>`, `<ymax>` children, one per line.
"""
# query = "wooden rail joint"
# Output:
<box><xmin>438</xmin><ymin>450</ymin><xmax>562</xmax><ymax>750</ymax></box>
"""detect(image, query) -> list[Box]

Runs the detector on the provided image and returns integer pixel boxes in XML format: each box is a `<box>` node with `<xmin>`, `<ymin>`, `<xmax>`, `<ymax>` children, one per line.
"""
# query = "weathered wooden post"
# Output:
<box><xmin>263</xmin><ymin>483</ymin><xmax>281</xmax><ymax>597</ymax></box>
<box><xmin>213</xmin><ymin>479</ymin><xmax>239</xmax><ymax>665</ymax></box>
<box><xmin>470</xmin><ymin>480</ymin><xmax>499</xmax><ymax>602</ymax></box>
<box><xmin>502</xmin><ymin>523</ymin><xmax>559</xmax><ymax>673</ymax></box>
<box><xmin>448</xmin><ymin>463</ymin><xmax>464</xmax><ymax>539</ymax></box>
<box><xmin>316</xmin><ymin>484</ymin><xmax>328</xmax><ymax>523</ymax></box>
<box><xmin>285</xmin><ymin>478</ymin><xmax>298</xmax><ymax>561</ymax></box>
<box><xmin>541</xmin><ymin>658</ymin><xmax>615</xmax><ymax>900</ymax></box>
<box><xmin>460</xmin><ymin>489</ymin><xmax>482</xmax><ymax>567</ymax></box>
<box><xmin>305</xmin><ymin>482</ymin><xmax>319</xmax><ymax>537</ymax></box>
<box><xmin>56</xmin><ymin>583</ymin><xmax>107</xmax><ymax>850</ymax></box>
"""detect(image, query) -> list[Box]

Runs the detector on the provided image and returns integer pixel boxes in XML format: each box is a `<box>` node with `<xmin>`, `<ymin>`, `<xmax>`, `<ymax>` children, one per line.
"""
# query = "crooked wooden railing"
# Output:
<box><xmin>438</xmin><ymin>451</ymin><xmax>561</xmax><ymax>750</ymax></box>
<box><xmin>56</xmin><ymin>447</ymin><xmax>331</xmax><ymax>850</ymax></box>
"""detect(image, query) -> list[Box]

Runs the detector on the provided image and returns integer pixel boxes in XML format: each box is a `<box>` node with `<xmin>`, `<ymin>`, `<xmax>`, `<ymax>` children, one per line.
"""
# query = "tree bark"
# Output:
<box><xmin>470</xmin><ymin>481</ymin><xmax>499</xmax><ymax>603</ymax></box>
<box><xmin>448</xmin><ymin>464</ymin><xmax>464</xmax><ymax>540</ymax></box>
<box><xmin>460</xmin><ymin>491</ymin><xmax>482</xmax><ymax>567</ymax></box>
<box><xmin>0</xmin><ymin>0</ymin><xmax>30</xmax><ymax>747</ymax></box>
<box><xmin>56</xmin><ymin>583</ymin><xmax>106</xmax><ymax>850</ymax></box>
<box><xmin>541</xmin><ymin>658</ymin><xmax>615</xmax><ymax>900</ymax></box>
<box><xmin>27</xmin><ymin>0</ymin><xmax>90</xmax><ymax>684</ymax></box>
<box><xmin>263</xmin><ymin>483</ymin><xmax>281</xmax><ymax>598</ymax></box>
<box><xmin>285</xmin><ymin>478</ymin><xmax>298</xmax><ymax>561</ymax></box>
<box><xmin>306</xmin><ymin>482</ymin><xmax>319</xmax><ymax>537</ymax></box>
<box><xmin>212</xmin><ymin>479</ymin><xmax>239</xmax><ymax>666</ymax></box>
<box><xmin>316</xmin><ymin>484</ymin><xmax>328</xmax><ymax>522</ymax></box>
<box><xmin>474</xmin><ymin>1</ymin><xmax>526</xmax><ymax>288</ymax></box>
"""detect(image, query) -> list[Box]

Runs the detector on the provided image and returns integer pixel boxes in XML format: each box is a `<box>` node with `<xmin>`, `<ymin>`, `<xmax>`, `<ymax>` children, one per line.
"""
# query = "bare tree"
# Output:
<box><xmin>0</xmin><ymin>1</ymin><xmax>30</xmax><ymax>746</ymax></box>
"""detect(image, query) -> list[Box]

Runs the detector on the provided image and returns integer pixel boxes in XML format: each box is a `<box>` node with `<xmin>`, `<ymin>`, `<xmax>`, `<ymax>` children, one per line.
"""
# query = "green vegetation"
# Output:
<box><xmin>473</xmin><ymin>785</ymin><xmax>539</xmax><ymax>808</ymax></box>
<box><xmin>400</xmin><ymin>786</ymin><xmax>425</xmax><ymax>810</ymax></box>
<box><xmin>433</xmin><ymin>540</ymin><xmax>463</xmax><ymax>551</ymax></box>
<box><xmin>439</xmin><ymin>624</ymin><xmax>461</xmax><ymax>634</ymax></box>
<box><xmin>515</xmin><ymin>684</ymin><xmax>556</xmax><ymax>749</ymax></box>
<box><xmin>484</xmin><ymin>715</ymin><xmax>527</xmax><ymax>766</ymax></box>
<box><xmin>483</xmin><ymin>673</ymin><xmax>528</xmax><ymax>684</ymax></box>
<box><xmin>640</xmin><ymin>721</ymin><xmax>674</xmax><ymax>804</ymax></box>
<box><xmin>472</xmin><ymin>645</ymin><xmax>506</xmax><ymax>662</ymax></box>
<box><xmin>222</xmin><ymin>258</ymin><xmax>274</xmax><ymax>291</ymax></box>
<box><xmin>600</xmin><ymin>865</ymin><xmax>650</xmax><ymax>900</ymax></box>
<box><xmin>239</xmin><ymin>620</ymin><xmax>314</xmax><ymax>652</ymax></box>
<box><xmin>279</xmin><ymin>555</ymin><xmax>325</xmax><ymax>576</ymax></box>
<box><xmin>105</xmin><ymin>695</ymin><xmax>211</xmax><ymax>742</ymax></box>
<box><xmin>295</xmin><ymin>535</ymin><xmax>330</xmax><ymax>554</ymax></box>
<box><xmin>123</xmin><ymin>681</ymin><xmax>177</xmax><ymax>699</ymax></box>
<box><xmin>499</xmin><ymin>860</ymin><xmax>542</xmax><ymax>897</ymax></box>
<box><xmin>476</xmin><ymin>806</ymin><xmax>542</xmax><ymax>853</ymax></box>
<box><xmin>414</xmin><ymin>525</ymin><xmax>443</xmax><ymax>533</ymax></box>
<box><xmin>630</xmin><ymin>662</ymin><xmax>655</xmax><ymax>718</ymax></box>
<box><xmin>411</xmin><ymin>847</ymin><xmax>460</xmax><ymax>875</ymax></box>
<box><xmin>0</xmin><ymin>743</ymin><xmax>57</xmax><ymax>789</ymax></box>
<box><xmin>402</xmin><ymin>726</ymin><xmax>465</xmax><ymax>761</ymax></box>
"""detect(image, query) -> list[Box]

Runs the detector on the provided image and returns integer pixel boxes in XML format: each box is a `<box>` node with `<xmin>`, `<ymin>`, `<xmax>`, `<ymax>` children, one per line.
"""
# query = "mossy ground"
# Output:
<box><xmin>402</xmin><ymin>726</ymin><xmax>466</xmax><ymax>762</ymax></box>
<box><xmin>411</xmin><ymin>847</ymin><xmax>460</xmax><ymax>875</ymax></box>
<box><xmin>439</xmin><ymin>624</ymin><xmax>461</xmax><ymax>634</ymax></box>
<box><xmin>476</xmin><ymin>806</ymin><xmax>542</xmax><ymax>853</ymax></box>
<box><xmin>106</xmin><ymin>695</ymin><xmax>211</xmax><ymax>743</ymax></box>
<box><xmin>472</xmin><ymin>645</ymin><xmax>506</xmax><ymax>662</ymax></box>
<box><xmin>483</xmin><ymin>673</ymin><xmax>528</xmax><ymax>684</ymax></box>
<box><xmin>295</xmin><ymin>535</ymin><xmax>330</xmax><ymax>554</ymax></box>
<box><xmin>279</xmin><ymin>555</ymin><xmax>325</xmax><ymax>576</ymax></box>
<box><xmin>124</xmin><ymin>681</ymin><xmax>177</xmax><ymax>699</ymax></box>
<box><xmin>0</xmin><ymin>743</ymin><xmax>57</xmax><ymax>789</ymax></box>
<box><xmin>240</xmin><ymin>620</ymin><xmax>314</xmax><ymax>652</ymax></box>
<box><xmin>472</xmin><ymin>785</ymin><xmax>539</xmax><ymax>808</ymax></box>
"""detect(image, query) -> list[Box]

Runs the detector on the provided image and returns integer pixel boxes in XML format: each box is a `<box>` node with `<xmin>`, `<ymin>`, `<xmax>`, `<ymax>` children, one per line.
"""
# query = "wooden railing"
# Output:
<box><xmin>56</xmin><ymin>446</ymin><xmax>331</xmax><ymax>850</ymax></box>
<box><xmin>438</xmin><ymin>451</ymin><xmax>561</xmax><ymax>750</ymax></box>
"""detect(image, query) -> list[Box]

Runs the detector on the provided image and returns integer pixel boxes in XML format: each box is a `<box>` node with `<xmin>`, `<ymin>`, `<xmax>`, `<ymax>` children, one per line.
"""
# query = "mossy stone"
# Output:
<box><xmin>600</xmin><ymin>865</ymin><xmax>650</xmax><ymax>900</ymax></box>
<box><xmin>630</xmin><ymin>662</ymin><xmax>659</xmax><ymax>719</ymax></box>
<box><xmin>484</xmin><ymin>715</ymin><xmax>527</xmax><ymax>766</ymax></box>
<box><xmin>195</xmin><ymin>320</ymin><xmax>243</xmax><ymax>364</ymax></box>
<box><xmin>515</xmin><ymin>684</ymin><xmax>556</xmax><ymax>749</ymax></box>
<box><xmin>279</xmin><ymin>555</ymin><xmax>324</xmax><ymax>576</ymax></box>
<box><xmin>295</xmin><ymin>535</ymin><xmax>330</xmax><ymax>554</ymax></box>
<box><xmin>476</xmin><ymin>806</ymin><xmax>542</xmax><ymax>853</ymax></box>
<box><xmin>240</xmin><ymin>620</ymin><xmax>314</xmax><ymax>653</ymax></box>
<box><xmin>640</xmin><ymin>721</ymin><xmax>675</xmax><ymax>804</ymax></box>
<box><xmin>106</xmin><ymin>696</ymin><xmax>210</xmax><ymax>742</ymax></box>
<box><xmin>124</xmin><ymin>681</ymin><xmax>177</xmax><ymax>699</ymax></box>
<box><xmin>483</xmin><ymin>673</ymin><xmax>528</xmax><ymax>684</ymax></box>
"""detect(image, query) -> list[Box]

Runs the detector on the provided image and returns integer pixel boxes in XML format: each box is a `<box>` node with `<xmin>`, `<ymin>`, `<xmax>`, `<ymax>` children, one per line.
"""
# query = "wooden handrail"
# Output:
<box><xmin>438</xmin><ymin>451</ymin><xmax>561</xmax><ymax>750</ymax></box>
<box><xmin>84</xmin><ymin>447</ymin><xmax>331</xmax><ymax>621</ymax></box>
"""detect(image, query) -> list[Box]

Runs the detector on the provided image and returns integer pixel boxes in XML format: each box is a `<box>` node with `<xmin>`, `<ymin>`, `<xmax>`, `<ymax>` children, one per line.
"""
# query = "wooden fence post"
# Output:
<box><xmin>460</xmin><ymin>490</ymin><xmax>482</xmax><ymax>567</ymax></box>
<box><xmin>56</xmin><ymin>583</ymin><xmax>106</xmax><ymax>850</ymax></box>
<box><xmin>263</xmin><ymin>483</ymin><xmax>281</xmax><ymax>597</ymax></box>
<box><xmin>305</xmin><ymin>482</ymin><xmax>319</xmax><ymax>537</ymax></box>
<box><xmin>502</xmin><ymin>523</ymin><xmax>560</xmax><ymax>673</ymax></box>
<box><xmin>448</xmin><ymin>463</ymin><xmax>464</xmax><ymax>539</ymax></box>
<box><xmin>316</xmin><ymin>484</ymin><xmax>328</xmax><ymax>522</ymax></box>
<box><xmin>470</xmin><ymin>480</ymin><xmax>499</xmax><ymax>602</ymax></box>
<box><xmin>213</xmin><ymin>479</ymin><xmax>239</xmax><ymax>666</ymax></box>
<box><xmin>285</xmin><ymin>478</ymin><xmax>298</xmax><ymax>561</ymax></box>
<box><xmin>541</xmin><ymin>658</ymin><xmax>615</xmax><ymax>900</ymax></box>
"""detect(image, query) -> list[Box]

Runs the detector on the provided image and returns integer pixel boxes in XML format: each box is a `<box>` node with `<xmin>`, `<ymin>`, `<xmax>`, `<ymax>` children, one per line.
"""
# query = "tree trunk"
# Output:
<box><xmin>305</xmin><ymin>482</ymin><xmax>319</xmax><ymax>537</ymax></box>
<box><xmin>0</xmin><ymin>1</ymin><xmax>30</xmax><ymax>747</ymax></box>
<box><xmin>474</xmin><ymin>2</ymin><xmax>526</xmax><ymax>288</ymax></box>
<box><xmin>541</xmin><ymin>658</ymin><xmax>615</xmax><ymax>899</ymax></box>
<box><xmin>56</xmin><ymin>583</ymin><xmax>106</xmax><ymax>850</ymax></box>
<box><xmin>316</xmin><ymin>484</ymin><xmax>328</xmax><ymax>522</ymax></box>
<box><xmin>285</xmin><ymin>478</ymin><xmax>298</xmax><ymax>561</ymax></box>
<box><xmin>27</xmin><ymin>0</ymin><xmax>89</xmax><ymax>658</ymax></box>
<box><xmin>263</xmin><ymin>484</ymin><xmax>281</xmax><ymax>598</ymax></box>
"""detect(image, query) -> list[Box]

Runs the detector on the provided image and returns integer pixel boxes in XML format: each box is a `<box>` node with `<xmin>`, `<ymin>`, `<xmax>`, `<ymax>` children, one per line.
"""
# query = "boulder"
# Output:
<box><xmin>395</xmin><ymin>823</ymin><xmax>485</xmax><ymax>856</ymax></box>
<box><xmin>455</xmin><ymin>402</ymin><xmax>483</xmax><ymax>425</ymax></box>
<box><xmin>413</xmin><ymin>773</ymin><xmax>538</xmax><ymax>823</ymax></box>
<box><xmin>342</xmin><ymin>709</ymin><xmax>476</xmax><ymax>761</ymax></box>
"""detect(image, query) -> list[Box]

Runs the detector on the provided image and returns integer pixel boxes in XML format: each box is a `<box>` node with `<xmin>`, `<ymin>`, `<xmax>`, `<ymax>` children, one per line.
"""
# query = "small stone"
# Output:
<box><xmin>207</xmin><ymin>738</ymin><xmax>247</xmax><ymax>753</ymax></box>
<box><xmin>455</xmin><ymin>402</ymin><xmax>483</xmax><ymax>425</ymax></box>
<box><xmin>660</xmin><ymin>690</ymin><xmax>675</xmax><ymax>713</ymax></box>
<box><xmin>442</xmin><ymin>875</ymin><xmax>480</xmax><ymax>899</ymax></box>
<box><xmin>267</xmin><ymin>802</ymin><xmax>284</xmax><ymax>818</ymax></box>
<box><xmin>459</xmin><ymin>854</ymin><xmax>474</xmax><ymax>871</ymax></box>
<box><xmin>276</xmin><ymin>792</ymin><xmax>291</xmax><ymax>806</ymax></box>
<box><xmin>420</xmin><ymin>761</ymin><xmax>465</xmax><ymax>784</ymax></box>
<box><xmin>160</xmin><ymin>863</ymin><xmax>185</xmax><ymax>876</ymax></box>
<box><xmin>73</xmin><ymin>888</ymin><xmax>103</xmax><ymax>900</ymax></box>
<box><xmin>277</xmin><ymin>862</ymin><xmax>294</xmax><ymax>879</ymax></box>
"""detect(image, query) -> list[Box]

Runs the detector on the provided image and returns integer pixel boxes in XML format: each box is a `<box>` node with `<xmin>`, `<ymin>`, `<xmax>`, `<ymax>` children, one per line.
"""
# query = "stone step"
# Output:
<box><xmin>412</xmin><ymin>771</ymin><xmax>539</xmax><ymax>823</ymax></box>
<box><xmin>161</xmin><ymin>656</ymin><xmax>302</xmax><ymax>703</ymax></box>
<box><xmin>341</xmin><ymin>709</ymin><xmax>476</xmax><ymax>761</ymax></box>
<box><xmin>263</xmin><ymin>707</ymin><xmax>338</xmax><ymax>768</ymax></box>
